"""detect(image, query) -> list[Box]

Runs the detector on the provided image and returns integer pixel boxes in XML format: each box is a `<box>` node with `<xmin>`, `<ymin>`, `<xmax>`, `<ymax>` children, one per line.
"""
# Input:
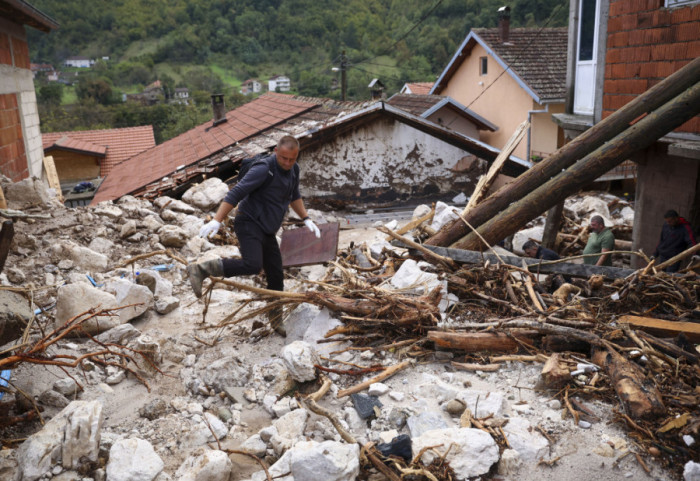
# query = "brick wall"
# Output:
<box><xmin>604</xmin><ymin>0</ymin><xmax>700</xmax><ymax>133</ymax></box>
<box><xmin>0</xmin><ymin>93</ymin><xmax>29</xmax><ymax>181</ymax></box>
<box><xmin>0</xmin><ymin>26</ymin><xmax>30</xmax><ymax>70</ymax></box>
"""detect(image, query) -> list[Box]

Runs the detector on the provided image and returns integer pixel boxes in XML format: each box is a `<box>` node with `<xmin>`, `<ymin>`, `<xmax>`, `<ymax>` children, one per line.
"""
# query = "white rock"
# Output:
<box><xmin>429</xmin><ymin>201</ymin><xmax>460</xmax><ymax>232</ymax></box>
<box><xmin>17</xmin><ymin>401</ymin><xmax>103</xmax><ymax>481</ymax></box>
<box><xmin>498</xmin><ymin>449</ymin><xmax>521</xmax><ymax>475</ymax></box>
<box><xmin>92</xmin><ymin>204</ymin><xmax>124</xmax><ymax>219</ymax></box>
<box><xmin>502</xmin><ymin>418</ymin><xmax>549</xmax><ymax>462</ymax></box>
<box><xmin>241</xmin><ymin>435</ymin><xmax>267</xmax><ymax>457</ymax></box>
<box><xmin>105</xmin><ymin>279</ymin><xmax>154</xmax><ymax>323</ymax></box>
<box><xmin>388</xmin><ymin>391</ymin><xmax>405</xmax><ymax>402</ymax></box>
<box><xmin>568</xmin><ymin>196</ymin><xmax>610</xmax><ymax>220</ymax></box>
<box><xmin>281</xmin><ymin>341</ymin><xmax>319</xmax><ymax>382</ymax></box>
<box><xmin>452</xmin><ymin>192</ymin><xmax>467</xmax><ymax>204</ymax></box>
<box><xmin>160</xmin><ymin>198</ymin><xmax>196</xmax><ymax>214</ymax></box>
<box><xmin>106</xmin><ymin>438</ymin><xmax>164</xmax><ymax>481</ymax></box>
<box><xmin>201</xmin><ymin>356</ymin><xmax>249</xmax><ymax>391</ymax></box>
<box><xmin>174</xmin><ymin>449</ymin><xmax>232</xmax><ymax>481</ymax></box>
<box><xmin>288</xmin><ymin>441</ymin><xmax>360</xmax><ymax>481</ymax></box>
<box><xmin>284</xmin><ymin>304</ymin><xmax>321</xmax><ymax>342</ymax></box>
<box><xmin>203</xmin><ymin>413</ymin><xmax>228</xmax><ymax>440</ymax></box>
<box><xmin>88</xmin><ymin>237</ymin><xmax>115</xmax><ymax>255</ymax></box>
<box><xmin>155</xmin><ymin>296</ymin><xmax>180</xmax><ymax>314</ymax></box>
<box><xmin>412</xmin><ymin>204</ymin><xmax>431</xmax><ymax>220</ymax></box>
<box><xmin>685</xmin><ymin>461</ymin><xmax>700</xmax><ymax>481</ymax></box>
<box><xmin>683</xmin><ymin>435</ymin><xmax>695</xmax><ymax>447</ymax></box>
<box><xmin>301</xmin><ymin>308</ymin><xmax>348</xmax><ymax>356</ymax></box>
<box><xmin>157</xmin><ymin>225</ymin><xmax>189</xmax><ymax>248</ymax></box>
<box><xmin>55</xmin><ymin>284</ymin><xmax>119</xmax><ymax>335</ymax></box>
<box><xmin>53</xmin><ymin>378</ymin><xmax>79</xmax><ymax>397</ymax></box>
<box><xmin>413</xmin><ymin>428</ymin><xmax>499</xmax><ymax>480</ymax></box>
<box><xmin>456</xmin><ymin>390</ymin><xmax>505</xmax><ymax>418</ymax></box>
<box><xmin>120</xmin><ymin>220</ymin><xmax>137</xmax><ymax>238</ymax></box>
<box><xmin>367</xmin><ymin>383</ymin><xmax>389</xmax><ymax>397</ymax></box>
<box><xmin>0</xmin><ymin>449</ymin><xmax>20</xmax><ymax>481</ymax></box>
<box><xmin>273</xmin><ymin>408</ymin><xmax>309</xmax><ymax>440</ymax></box>
<box><xmin>182</xmin><ymin>178</ymin><xmax>229</xmax><ymax>211</ymax></box>
<box><xmin>384</xmin><ymin>219</ymin><xmax>398</xmax><ymax>230</ymax></box>
<box><xmin>127</xmin><ymin>335</ymin><xmax>162</xmax><ymax>374</ymax></box>
<box><xmin>406</xmin><ymin>412</ymin><xmax>448</xmax><ymax>438</ymax></box>
<box><xmin>377</xmin><ymin>430</ymin><xmax>399</xmax><ymax>444</ymax></box>
<box><xmin>95</xmin><ymin>324</ymin><xmax>141</xmax><ymax>345</ymax></box>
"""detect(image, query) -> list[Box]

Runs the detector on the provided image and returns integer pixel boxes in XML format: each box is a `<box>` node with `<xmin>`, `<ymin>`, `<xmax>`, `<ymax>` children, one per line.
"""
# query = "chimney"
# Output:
<box><xmin>498</xmin><ymin>6</ymin><xmax>511</xmax><ymax>44</ymax></box>
<box><xmin>211</xmin><ymin>94</ymin><xmax>227</xmax><ymax>126</ymax></box>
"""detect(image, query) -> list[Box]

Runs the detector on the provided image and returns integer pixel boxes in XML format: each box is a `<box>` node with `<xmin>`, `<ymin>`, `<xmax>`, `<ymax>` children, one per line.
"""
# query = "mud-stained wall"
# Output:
<box><xmin>299</xmin><ymin>117</ymin><xmax>484</xmax><ymax>204</ymax></box>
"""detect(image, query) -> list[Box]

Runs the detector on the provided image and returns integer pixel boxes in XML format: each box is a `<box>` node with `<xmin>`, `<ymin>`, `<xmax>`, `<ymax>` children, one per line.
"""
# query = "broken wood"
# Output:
<box><xmin>386</xmin><ymin>205</ymin><xmax>435</xmax><ymax>241</ymax></box>
<box><xmin>426</xmin><ymin>57</ymin><xmax>700</xmax><ymax>248</ymax></box>
<box><xmin>540</xmin><ymin>353</ymin><xmax>571</xmax><ymax>389</ymax></box>
<box><xmin>541</xmin><ymin>202</ymin><xmax>564</xmax><ymax>249</ymax></box>
<box><xmin>591</xmin><ymin>345</ymin><xmax>665</xmax><ymax>420</ymax></box>
<box><xmin>0</xmin><ymin>185</ymin><xmax>6</xmax><ymax>209</ymax></box>
<box><xmin>655</xmin><ymin>243</ymin><xmax>700</xmax><ymax>271</ymax></box>
<box><xmin>451</xmin><ymin>83</ymin><xmax>700</xmax><ymax>251</ymax></box>
<box><xmin>463</xmin><ymin>120</ymin><xmax>529</xmax><ymax>214</ymax></box>
<box><xmin>378</xmin><ymin>226</ymin><xmax>456</xmax><ymax>271</ymax></box>
<box><xmin>337</xmin><ymin>360</ymin><xmax>412</xmax><ymax>398</ymax></box>
<box><xmin>619</xmin><ymin>315</ymin><xmax>700</xmax><ymax>343</ymax></box>
<box><xmin>428</xmin><ymin>331</ymin><xmax>535</xmax><ymax>353</ymax></box>
<box><xmin>42</xmin><ymin>155</ymin><xmax>64</xmax><ymax>203</ymax></box>
<box><xmin>451</xmin><ymin>361</ymin><xmax>501</xmax><ymax>372</ymax></box>
<box><xmin>0</xmin><ymin>220</ymin><xmax>13</xmax><ymax>274</ymax></box>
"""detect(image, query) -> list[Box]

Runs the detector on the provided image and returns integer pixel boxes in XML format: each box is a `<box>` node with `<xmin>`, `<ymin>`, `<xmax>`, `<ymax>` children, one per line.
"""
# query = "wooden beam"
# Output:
<box><xmin>453</xmin><ymin>82</ymin><xmax>700</xmax><ymax>251</ymax></box>
<box><xmin>428</xmin><ymin>330</ymin><xmax>536</xmax><ymax>353</ymax></box>
<box><xmin>619</xmin><ymin>315</ymin><xmax>700</xmax><ymax>343</ymax></box>
<box><xmin>43</xmin><ymin>155</ymin><xmax>64</xmax><ymax>203</ymax></box>
<box><xmin>419</xmin><ymin>244</ymin><xmax>636</xmax><ymax>279</ymax></box>
<box><xmin>426</xmin><ymin>57</ymin><xmax>700</xmax><ymax>248</ymax></box>
<box><xmin>541</xmin><ymin>202</ymin><xmax>564</xmax><ymax>249</ymax></box>
<box><xmin>463</xmin><ymin>120</ymin><xmax>529</xmax><ymax>214</ymax></box>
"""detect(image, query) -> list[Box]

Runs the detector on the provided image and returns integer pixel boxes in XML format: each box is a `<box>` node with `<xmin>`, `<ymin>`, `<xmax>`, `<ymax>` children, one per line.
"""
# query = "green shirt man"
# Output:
<box><xmin>583</xmin><ymin>215</ymin><xmax>615</xmax><ymax>266</ymax></box>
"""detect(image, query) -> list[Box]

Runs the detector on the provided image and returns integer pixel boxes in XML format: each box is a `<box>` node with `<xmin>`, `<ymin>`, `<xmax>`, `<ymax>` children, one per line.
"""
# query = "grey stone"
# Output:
<box><xmin>501</xmin><ymin>418</ymin><xmax>549</xmax><ymax>462</ymax></box>
<box><xmin>273</xmin><ymin>408</ymin><xmax>308</xmax><ymax>441</ymax></box>
<box><xmin>157</xmin><ymin>225</ymin><xmax>189</xmax><ymax>248</ymax></box>
<box><xmin>498</xmin><ymin>449</ymin><xmax>522</xmax><ymax>475</ymax></box>
<box><xmin>55</xmin><ymin>284</ymin><xmax>119</xmax><ymax>335</ymax></box>
<box><xmin>39</xmin><ymin>389</ymin><xmax>70</xmax><ymax>407</ymax></box>
<box><xmin>413</xmin><ymin>428</ymin><xmax>498</xmax><ymax>480</ymax></box>
<box><xmin>241</xmin><ymin>434</ymin><xmax>267</xmax><ymax>457</ymax></box>
<box><xmin>3</xmin><ymin>177</ymin><xmax>52</xmax><ymax>209</ymax></box>
<box><xmin>350</xmin><ymin>393</ymin><xmax>382</xmax><ymax>419</ymax></box>
<box><xmin>0</xmin><ymin>290</ymin><xmax>31</xmax><ymax>345</ymax></box>
<box><xmin>684</xmin><ymin>461</ymin><xmax>700</xmax><ymax>481</ymax></box>
<box><xmin>120</xmin><ymin>220</ymin><xmax>138</xmax><ymax>238</ymax></box>
<box><xmin>281</xmin><ymin>341</ymin><xmax>319</xmax><ymax>382</ymax></box>
<box><xmin>5</xmin><ymin>267</ymin><xmax>25</xmax><ymax>284</ymax></box>
<box><xmin>0</xmin><ymin>449</ymin><xmax>20</xmax><ymax>481</ymax></box>
<box><xmin>155</xmin><ymin>296</ymin><xmax>179</xmax><ymax>314</ymax></box>
<box><xmin>135</xmin><ymin>270</ymin><xmax>173</xmax><ymax>299</ymax></box>
<box><xmin>445</xmin><ymin>399</ymin><xmax>466</xmax><ymax>416</ymax></box>
<box><xmin>53</xmin><ymin>378</ymin><xmax>79</xmax><ymax>397</ymax></box>
<box><xmin>92</xmin><ymin>203</ymin><xmax>123</xmax><ymax>219</ymax></box>
<box><xmin>105</xmin><ymin>279</ymin><xmax>154</xmax><ymax>323</ymax></box>
<box><xmin>88</xmin><ymin>237</ymin><xmax>115</xmax><ymax>255</ymax></box>
<box><xmin>139</xmin><ymin>398</ymin><xmax>169</xmax><ymax>420</ymax></box>
<box><xmin>95</xmin><ymin>324</ymin><xmax>141</xmax><ymax>345</ymax></box>
<box><xmin>202</xmin><ymin>357</ymin><xmax>249</xmax><ymax>391</ymax></box>
<box><xmin>181</xmin><ymin>178</ymin><xmax>229</xmax><ymax>211</ymax></box>
<box><xmin>173</xmin><ymin>449</ymin><xmax>232</xmax><ymax>481</ymax></box>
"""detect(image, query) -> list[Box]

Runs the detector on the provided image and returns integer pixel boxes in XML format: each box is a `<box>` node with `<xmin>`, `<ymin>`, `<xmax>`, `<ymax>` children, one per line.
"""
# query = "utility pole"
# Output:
<box><xmin>340</xmin><ymin>50</ymin><xmax>348</xmax><ymax>101</ymax></box>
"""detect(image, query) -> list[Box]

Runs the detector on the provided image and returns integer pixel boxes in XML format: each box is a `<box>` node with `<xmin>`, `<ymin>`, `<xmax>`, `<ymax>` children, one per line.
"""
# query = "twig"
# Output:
<box><xmin>451</xmin><ymin>361</ymin><xmax>501</xmax><ymax>372</ymax></box>
<box><xmin>337</xmin><ymin>360</ymin><xmax>412</xmax><ymax>397</ymax></box>
<box><xmin>378</xmin><ymin>226</ymin><xmax>457</xmax><ymax>271</ymax></box>
<box><xmin>307</xmin><ymin>375</ymin><xmax>332</xmax><ymax>402</ymax></box>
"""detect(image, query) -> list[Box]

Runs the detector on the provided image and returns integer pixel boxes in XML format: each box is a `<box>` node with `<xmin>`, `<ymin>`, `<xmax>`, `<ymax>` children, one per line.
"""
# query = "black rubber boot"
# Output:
<box><xmin>268</xmin><ymin>307</ymin><xmax>286</xmax><ymax>337</ymax></box>
<box><xmin>186</xmin><ymin>259</ymin><xmax>224</xmax><ymax>297</ymax></box>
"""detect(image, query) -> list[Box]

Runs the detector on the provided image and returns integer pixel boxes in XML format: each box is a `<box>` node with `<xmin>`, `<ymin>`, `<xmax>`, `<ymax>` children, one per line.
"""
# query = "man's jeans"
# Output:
<box><xmin>221</xmin><ymin>217</ymin><xmax>284</xmax><ymax>291</ymax></box>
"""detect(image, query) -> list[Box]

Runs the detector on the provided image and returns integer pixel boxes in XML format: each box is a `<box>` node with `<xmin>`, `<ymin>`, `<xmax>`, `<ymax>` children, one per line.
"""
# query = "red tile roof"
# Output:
<box><xmin>403</xmin><ymin>82</ymin><xmax>434</xmax><ymax>95</ymax></box>
<box><xmin>43</xmin><ymin>125</ymin><xmax>155</xmax><ymax>176</ymax></box>
<box><xmin>91</xmin><ymin>93</ymin><xmax>316</xmax><ymax>204</ymax></box>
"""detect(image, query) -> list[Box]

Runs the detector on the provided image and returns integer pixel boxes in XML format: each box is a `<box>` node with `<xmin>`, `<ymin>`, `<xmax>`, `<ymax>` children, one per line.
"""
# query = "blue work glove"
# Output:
<box><xmin>304</xmin><ymin>218</ymin><xmax>321</xmax><ymax>238</ymax></box>
<box><xmin>199</xmin><ymin>220</ymin><xmax>221</xmax><ymax>239</ymax></box>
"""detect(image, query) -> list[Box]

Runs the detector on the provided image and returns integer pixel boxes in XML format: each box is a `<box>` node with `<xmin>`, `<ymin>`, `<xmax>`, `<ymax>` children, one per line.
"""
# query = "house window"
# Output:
<box><xmin>579</xmin><ymin>0</ymin><xmax>597</xmax><ymax>61</ymax></box>
<box><xmin>665</xmin><ymin>0</ymin><xmax>699</xmax><ymax>6</ymax></box>
<box><xmin>480</xmin><ymin>57</ymin><xmax>488</xmax><ymax>75</ymax></box>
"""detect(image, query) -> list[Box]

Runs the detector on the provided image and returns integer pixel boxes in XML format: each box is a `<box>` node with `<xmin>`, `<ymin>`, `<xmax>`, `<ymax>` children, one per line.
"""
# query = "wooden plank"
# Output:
<box><xmin>463</xmin><ymin>120</ymin><xmax>529</xmax><ymax>214</ymax></box>
<box><xmin>0</xmin><ymin>185</ymin><xmax>7</xmax><ymax>209</ymax></box>
<box><xmin>43</xmin><ymin>155</ymin><xmax>64</xmax><ymax>203</ymax></box>
<box><xmin>0</xmin><ymin>220</ymin><xmax>14</xmax><ymax>274</ymax></box>
<box><xmin>281</xmin><ymin>222</ymin><xmax>339</xmax><ymax>267</ymax></box>
<box><xmin>419</xmin><ymin>244</ymin><xmax>636</xmax><ymax>279</ymax></box>
<box><xmin>619</xmin><ymin>315</ymin><xmax>700</xmax><ymax>343</ymax></box>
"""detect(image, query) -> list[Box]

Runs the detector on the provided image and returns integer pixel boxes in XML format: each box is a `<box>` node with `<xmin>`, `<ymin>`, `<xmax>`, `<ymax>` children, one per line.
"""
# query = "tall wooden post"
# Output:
<box><xmin>426</xmin><ymin>57</ymin><xmax>700</xmax><ymax>248</ymax></box>
<box><xmin>453</xmin><ymin>82</ymin><xmax>700</xmax><ymax>251</ymax></box>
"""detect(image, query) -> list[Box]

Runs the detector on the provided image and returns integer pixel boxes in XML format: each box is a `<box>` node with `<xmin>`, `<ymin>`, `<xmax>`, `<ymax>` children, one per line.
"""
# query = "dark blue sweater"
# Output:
<box><xmin>224</xmin><ymin>154</ymin><xmax>301</xmax><ymax>234</ymax></box>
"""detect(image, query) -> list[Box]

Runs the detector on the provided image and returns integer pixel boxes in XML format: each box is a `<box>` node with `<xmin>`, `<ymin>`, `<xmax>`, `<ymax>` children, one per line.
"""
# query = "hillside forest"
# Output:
<box><xmin>28</xmin><ymin>0</ymin><xmax>569</xmax><ymax>143</ymax></box>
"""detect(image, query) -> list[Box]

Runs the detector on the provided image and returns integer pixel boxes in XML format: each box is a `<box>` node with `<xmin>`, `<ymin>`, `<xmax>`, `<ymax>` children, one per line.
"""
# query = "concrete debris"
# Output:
<box><xmin>0</xmin><ymin>182</ymin><xmax>683</xmax><ymax>481</ymax></box>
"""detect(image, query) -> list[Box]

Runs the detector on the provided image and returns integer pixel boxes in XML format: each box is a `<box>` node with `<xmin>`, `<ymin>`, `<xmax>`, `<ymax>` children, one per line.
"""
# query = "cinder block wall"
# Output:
<box><xmin>0</xmin><ymin>17</ymin><xmax>44</xmax><ymax>182</ymax></box>
<box><xmin>604</xmin><ymin>0</ymin><xmax>700</xmax><ymax>134</ymax></box>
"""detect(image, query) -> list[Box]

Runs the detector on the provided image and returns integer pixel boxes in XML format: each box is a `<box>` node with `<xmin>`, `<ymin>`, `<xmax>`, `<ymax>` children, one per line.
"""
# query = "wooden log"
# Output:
<box><xmin>655</xmin><ymin>243</ymin><xmax>700</xmax><ymax>271</ymax></box>
<box><xmin>452</xmin><ymin>82</ymin><xmax>700</xmax><ymax>251</ymax></box>
<box><xmin>591</xmin><ymin>346</ymin><xmax>665</xmax><ymax>420</ymax></box>
<box><xmin>337</xmin><ymin>360</ymin><xmax>412</xmax><ymax>398</ymax></box>
<box><xmin>540</xmin><ymin>353</ymin><xmax>571</xmax><ymax>388</ymax></box>
<box><xmin>464</xmin><ymin>120</ymin><xmax>529</xmax><ymax>214</ymax></box>
<box><xmin>542</xmin><ymin>202</ymin><xmax>564</xmax><ymax>249</ymax></box>
<box><xmin>386</xmin><ymin>205</ymin><xmax>435</xmax><ymax>241</ymax></box>
<box><xmin>451</xmin><ymin>361</ymin><xmax>501</xmax><ymax>372</ymax></box>
<box><xmin>0</xmin><ymin>220</ymin><xmax>14</xmax><ymax>275</ymax></box>
<box><xmin>636</xmin><ymin>331</ymin><xmax>699</xmax><ymax>364</ymax></box>
<box><xmin>619</xmin><ymin>315</ymin><xmax>700</xmax><ymax>343</ymax></box>
<box><xmin>425</xmin><ymin>57</ymin><xmax>700</xmax><ymax>248</ymax></box>
<box><xmin>422</xmin><ymin>244</ymin><xmax>635</xmax><ymax>279</ymax></box>
<box><xmin>428</xmin><ymin>330</ymin><xmax>536</xmax><ymax>353</ymax></box>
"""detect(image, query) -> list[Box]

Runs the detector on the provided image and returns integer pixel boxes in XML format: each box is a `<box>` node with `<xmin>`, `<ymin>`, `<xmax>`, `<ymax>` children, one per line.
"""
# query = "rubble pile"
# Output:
<box><xmin>0</xmin><ymin>177</ymin><xmax>697</xmax><ymax>481</ymax></box>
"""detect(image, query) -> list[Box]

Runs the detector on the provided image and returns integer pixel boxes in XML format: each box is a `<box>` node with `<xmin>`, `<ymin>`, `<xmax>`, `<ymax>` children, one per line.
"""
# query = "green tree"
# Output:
<box><xmin>38</xmin><ymin>83</ymin><xmax>64</xmax><ymax>107</ymax></box>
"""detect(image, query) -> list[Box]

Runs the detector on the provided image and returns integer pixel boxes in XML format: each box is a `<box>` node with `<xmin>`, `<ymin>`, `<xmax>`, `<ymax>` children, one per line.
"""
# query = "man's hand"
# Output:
<box><xmin>199</xmin><ymin>219</ymin><xmax>222</xmax><ymax>239</ymax></box>
<box><xmin>304</xmin><ymin>218</ymin><xmax>321</xmax><ymax>238</ymax></box>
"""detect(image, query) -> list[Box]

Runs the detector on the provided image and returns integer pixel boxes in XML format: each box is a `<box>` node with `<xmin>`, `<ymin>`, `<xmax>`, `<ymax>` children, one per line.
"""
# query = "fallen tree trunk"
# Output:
<box><xmin>420</xmin><ymin>244</ymin><xmax>636</xmax><ymax>279</ymax></box>
<box><xmin>426</xmin><ymin>57</ymin><xmax>700</xmax><ymax>248</ymax></box>
<box><xmin>591</xmin><ymin>346</ymin><xmax>665</xmax><ymax>420</ymax></box>
<box><xmin>452</xmin><ymin>82</ymin><xmax>700</xmax><ymax>250</ymax></box>
<box><xmin>619</xmin><ymin>315</ymin><xmax>700</xmax><ymax>343</ymax></box>
<box><xmin>428</xmin><ymin>330</ymin><xmax>536</xmax><ymax>353</ymax></box>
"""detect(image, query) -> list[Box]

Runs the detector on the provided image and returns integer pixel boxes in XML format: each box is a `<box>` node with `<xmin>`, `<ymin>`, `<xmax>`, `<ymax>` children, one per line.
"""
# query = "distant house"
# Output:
<box><xmin>0</xmin><ymin>0</ymin><xmax>58</xmax><ymax>182</ymax></box>
<box><xmin>64</xmin><ymin>56</ymin><xmax>94</xmax><ymax>68</ymax></box>
<box><xmin>268</xmin><ymin>75</ymin><xmax>291</xmax><ymax>92</ymax></box>
<box><xmin>400</xmin><ymin>82</ymin><xmax>434</xmax><ymax>95</ymax></box>
<box><xmin>240</xmin><ymin>79</ymin><xmax>262</xmax><ymax>95</ymax></box>
<box><xmin>140</xmin><ymin>80</ymin><xmax>164</xmax><ymax>104</ymax></box>
<box><xmin>172</xmin><ymin>87</ymin><xmax>190</xmax><ymax>105</ymax></box>
<box><xmin>430</xmin><ymin>7</ymin><xmax>567</xmax><ymax>161</ymax></box>
<box><xmin>42</xmin><ymin>126</ymin><xmax>155</xmax><ymax>201</ymax></box>
<box><xmin>30</xmin><ymin>62</ymin><xmax>53</xmax><ymax>78</ymax></box>
<box><xmin>551</xmin><ymin>0</ymin><xmax>700</xmax><ymax>267</ymax></box>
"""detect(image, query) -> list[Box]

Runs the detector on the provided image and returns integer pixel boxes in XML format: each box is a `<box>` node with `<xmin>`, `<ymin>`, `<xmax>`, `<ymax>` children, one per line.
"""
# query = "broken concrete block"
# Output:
<box><xmin>0</xmin><ymin>290</ymin><xmax>31</xmax><ymax>345</ymax></box>
<box><xmin>157</xmin><ymin>225</ymin><xmax>189</xmax><ymax>248</ymax></box>
<box><xmin>153</xmin><ymin>196</ymin><xmax>195</xmax><ymax>214</ymax></box>
<box><xmin>106</xmin><ymin>438</ymin><xmax>164</xmax><ymax>481</ymax></box>
<box><xmin>281</xmin><ymin>341</ymin><xmax>319</xmax><ymax>382</ymax></box>
<box><xmin>501</xmin><ymin>417</ymin><xmax>549</xmax><ymax>462</ymax></box>
<box><xmin>55</xmin><ymin>283</ymin><xmax>119</xmax><ymax>335</ymax></box>
<box><xmin>3</xmin><ymin>177</ymin><xmax>52</xmax><ymax>210</ymax></box>
<box><xmin>174</xmin><ymin>449</ymin><xmax>232</xmax><ymax>481</ymax></box>
<box><xmin>120</xmin><ymin>220</ymin><xmax>137</xmax><ymax>239</ymax></box>
<box><xmin>429</xmin><ymin>201</ymin><xmax>459</xmax><ymax>232</ymax></box>
<box><xmin>181</xmin><ymin>178</ymin><xmax>229</xmax><ymax>211</ymax></box>
<box><xmin>105</xmin><ymin>279</ymin><xmax>153</xmax><ymax>323</ymax></box>
<box><xmin>412</xmin><ymin>428</ymin><xmax>498</xmax><ymax>480</ymax></box>
<box><xmin>91</xmin><ymin>203</ymin><xmax>124</xmax><ymax>219</ymax></box>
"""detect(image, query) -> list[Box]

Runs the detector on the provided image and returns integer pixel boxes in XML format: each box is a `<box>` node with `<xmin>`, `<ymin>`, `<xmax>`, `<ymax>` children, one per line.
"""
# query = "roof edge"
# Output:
<box><xmin>4</xmin><ymin>0</ymin><xmax>59</xmax><ymax>32</ymax></box>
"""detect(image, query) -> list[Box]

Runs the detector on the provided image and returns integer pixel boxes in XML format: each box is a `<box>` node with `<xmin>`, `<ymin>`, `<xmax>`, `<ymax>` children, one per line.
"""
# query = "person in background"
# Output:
<box><xmin>653</xmin><ymin>209</ymin><xmax>697</xmax><ymax>273</ymax></box>
<box><xmin>583</xmin><ymin>215</ymin><xmax>614</xmax><ymax>267</ymax></box>
<box><xmin>187</xmin><ymin>136</ymin><xmax>320</xmax><ymax>336</ymax></box>
<box><xmin>522</xmin><ymin>239</ymin><xmax>560</xmax><ymax>261</ymax></box>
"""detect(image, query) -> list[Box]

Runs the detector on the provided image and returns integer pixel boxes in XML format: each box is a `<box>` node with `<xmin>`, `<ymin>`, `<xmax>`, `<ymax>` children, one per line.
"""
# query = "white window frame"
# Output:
<box><xmin>665</xmin><ymin>0</ymin><xmax>700</xmax><ymax>6</ymax></box>
<box><xmin>479</xmin><ymin>56</ymin><xmax>488</xmax><ymax>76</ymax></box>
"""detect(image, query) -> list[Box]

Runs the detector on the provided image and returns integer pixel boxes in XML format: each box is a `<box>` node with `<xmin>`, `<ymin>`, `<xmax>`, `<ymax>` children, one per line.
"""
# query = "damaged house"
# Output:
<box><xmin>92</xmin><ymin>92</ymin><xmax>529</xmax><ymax>209</ymax></box>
